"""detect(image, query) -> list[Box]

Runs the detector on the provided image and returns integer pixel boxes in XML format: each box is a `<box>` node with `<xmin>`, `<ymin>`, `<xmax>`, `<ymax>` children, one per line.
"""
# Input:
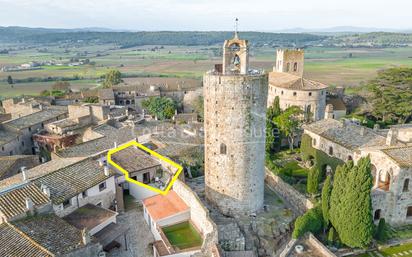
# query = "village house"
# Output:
<box><xmin>0</xmin><ymin>214</ymin><xmax>103</xmax><ymax>257</ymax></box>
<box><xmin>0</xmin><ymin>106</ymin><xmax>68</xmax><ymax>156</ymax></box>
<box><xmin>109</xmin><ymin>145</ymin><xmax>165</xmax><ymax>201</ymax></box>
<box><xmin>33</xmin><ymin>104</ymin><xmax>110</xmax><ymax>152</ymax></box>
<box><xmin>0</xmin><ymin>154</ymin><xmax>40</xmax><ymax>180</ymax></box>
<box><xmin>303</xmin><ymin>119</ymin><xmax>412</xmax><ymax>225</ymax></box>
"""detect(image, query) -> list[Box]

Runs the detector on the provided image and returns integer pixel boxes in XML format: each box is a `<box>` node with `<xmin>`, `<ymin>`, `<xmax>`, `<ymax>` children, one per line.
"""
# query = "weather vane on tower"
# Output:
<box><xmin>234</xmin><ymin>18</ymin><xmax>239</xmax><ymax>39</ymax></box>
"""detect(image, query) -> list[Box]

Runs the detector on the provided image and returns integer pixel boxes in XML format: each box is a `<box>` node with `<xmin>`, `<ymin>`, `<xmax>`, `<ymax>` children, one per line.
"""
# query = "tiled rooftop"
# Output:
<box><xmin>57</xmin><ymin>124</ymin><xmax>135</xmax><ymax>158</ymax></box>
<box><xmin>111</xmin><ymin>145</ymin><xmax>161</xmax><ymax>172</ymax></box>
<box><xmin>4</xmin><ymin>107</ymin><xmax>68</xmax><ymax>130</ymax></box>
<box><xmin>64</xmin><ymin>204</ymin><xmax>117</xmax><ymax>231</ymax></box>
<box><xmin>152</xmin><ymin>125</ymin><xmax>204</xmax><ymax>158</ymax></box>
<box><xmin>304</xmin><ymin>119</ymin><xmax>387</xmax><ymax>150</ymax></box>
<box><xmin>33</xmin><ymin>156</ymin><xmax>115</xmax><ymax>204</ymax></box>
<box><xmin>0</xmin><ymin>183</ymin><xmax>50</xmax><ymax>219</ymax></box>
<box><xmin>269</xmin><ymin>72</ymin><xmax>328</xmax><ymax>91</ymax></box>
<box><xmin>383</xmin><ymin>146</ymin><xmax>412</xmax><ymax>167</ymax></box>
<box><xmin>13</xmin><ymin>214</ymin><xmax>85</xmax><ymax>255</ymax></box>
<box><xmin>0</xmin><ymin>155</ymin><xmax>39</xmax><ymax>179</ymax></box>
<box><xmin>0</xmin><ymin>222</ymin><xmax>53</xmax><ymax>257</ymax></box>
<box><xmin>0</xmin><ymin>157</ymin><xmax>84</xmax><ymax>191</ymax></box>
<box><xmin>98</xmin><ymin>89</ymin><xmax>115</xmax><ymax>100</ymax></box>
<box><xmin>143</xmin><ymin>190</ymin><xmax>189</xmax><ymax>222</ymax></box>
<box><xmin>0</xmin><ymin>128</ymin><xmax>19</xmax><ymax>145</ymax></box>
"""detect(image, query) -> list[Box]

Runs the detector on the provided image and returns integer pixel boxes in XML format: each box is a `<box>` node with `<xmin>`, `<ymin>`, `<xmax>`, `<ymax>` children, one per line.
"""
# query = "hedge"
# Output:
<box><xmin>292</xmin><ymin>206</ymin><xmax>324</xmax><ymax>239</ymax></box>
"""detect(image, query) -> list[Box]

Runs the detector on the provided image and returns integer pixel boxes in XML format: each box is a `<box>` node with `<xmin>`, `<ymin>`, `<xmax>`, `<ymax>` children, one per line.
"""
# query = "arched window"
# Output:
<box><xmin>220</xmin><ymin>143</ymin><xmax>227</xmax><ymax>155</ymax></box>
<box><xmin>403</xmin><ymin>179</ymin><xmax>410</xmax><ymax>192</ymax></box>
<box><xmin>328</xmin><ymin>146</ymin><xmax>333</xmax><ymax>155</ymax></box>
<box><xmin>348</xmin><ymin>155</ymin><xmax>353</xmax><ymax>161</ymax></box>
<box><xmin>294</xmin><ymin>62</ymin><xmax>298</xmax><ymax>72</ymax></box>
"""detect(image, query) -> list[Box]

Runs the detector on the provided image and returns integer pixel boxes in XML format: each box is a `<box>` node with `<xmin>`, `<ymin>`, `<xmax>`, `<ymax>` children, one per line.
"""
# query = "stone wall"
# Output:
<box><xmin>267</xmin><ymin>86</ymin><xmax>326</xmax><ymax>121</ymax></box>
<box><xmin>265</xmin><ymin>169</ymin><xmax>314</xmax><ymax>215</ymax></box>
<box><xmin>173</xmin><ymin>179</ymin><xmax>218</xmax><ymax>257</ymax></box>
<box><xmin>203</xmin><ymin>73</ymin><xmax>268</xmax><ymax>216</ymax></box>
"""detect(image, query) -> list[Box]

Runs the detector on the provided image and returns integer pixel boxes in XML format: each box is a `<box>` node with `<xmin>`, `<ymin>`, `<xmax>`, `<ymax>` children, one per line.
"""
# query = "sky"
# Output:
<box><xmin>0</xmin><ymin>0</ymin><xmax>411</xmax><ymax>31</ymax></box>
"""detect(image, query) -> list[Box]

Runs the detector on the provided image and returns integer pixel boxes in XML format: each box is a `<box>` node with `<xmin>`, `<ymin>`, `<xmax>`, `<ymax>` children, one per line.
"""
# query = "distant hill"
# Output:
<box><xmin>277</xmin><ymin>26</ymin><xmax>412</xmax><ymax>34</ymax></box>
<box><xmin>0</xmin><ymin>27</ymin><xmax>325</xmax><ymax>47</ymax></box>
<box><xmin>0</xmin><ymin>26</ymin><xmax>411</xmax><ymax>48</ymax></box>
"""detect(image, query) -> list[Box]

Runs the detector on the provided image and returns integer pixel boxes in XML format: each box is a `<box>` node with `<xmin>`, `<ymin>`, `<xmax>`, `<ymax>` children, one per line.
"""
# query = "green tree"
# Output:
<box><xmin>375</xmin><ymin>218</ymin><xmax>387</xmax><ymax>242</ymax></box>
<box><xmin>7</xmin><ymin>75</ymin><xmax>13</xmax><ymax>85</ymax></box>
<box><xmin>307</xmin><ymin>167</ymin><xmax>320</xmax><ymax>195</ymax></box>
<box><xmin>266</xmin><ymin>96</ymin><xmax>281</xmax><ymax>154</ymax></box>
<box><xmin>142</xmin><ymin>96</ymin><xmax>177</xmax><ymax>120</ymax></box>
<box><xmin>329</xmin><ymin>157</ymin><xmax>373</xmax><ymax>248</ymax></box>
<box><xmin>193</xmin><ymin>96</ymin><xmax>204</xmax><ymax>122</ymax></box>
<box><xmin>274</xmin><ymin>105</ymin><xmax>302</xmax><ymax>150</ymax></box>
<box><xmin>321</xmin><ymin>175</ymin><xmax>333</xmax><ymax>227</ymax></box>
<box><xmin>292</xmin><ymin>206</ymin><xmax>323</xmax><ymax>239</ymax></box>
<box><xmin>328</xmin><ymin>227</ymin><xmax>336</xmax><ymax>246</ymax></box>
<box><xmin>103</xmin><ymin>69</ymin><xmax>122</xmax><ymax>88</ymax></box>
<box><xmin>366</xmin><ymin>68</ymin><xmax>412</xmax><ymax>124</ymax></box>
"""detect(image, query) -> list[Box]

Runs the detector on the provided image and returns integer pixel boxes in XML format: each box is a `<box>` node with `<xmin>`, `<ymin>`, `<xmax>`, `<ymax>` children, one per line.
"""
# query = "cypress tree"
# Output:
<box><xmin>307</xmin><ymin>167</ymin><xmax>320</xmax><ymax>194</ymax></box>
<box><xmin>321</xmin><ymin>174</ymin><xmax>332</xmax><ymax>227</ymax></box>
<box><xmin>329</xmin><ymin>157</ymin><xmax>373</xmax><ymax>248</ymax></box>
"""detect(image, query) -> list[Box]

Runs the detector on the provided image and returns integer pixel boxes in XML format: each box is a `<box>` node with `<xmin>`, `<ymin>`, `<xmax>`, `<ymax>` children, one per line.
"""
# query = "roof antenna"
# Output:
<box><xmin>234</xmin><ymin>17</ymin><xmax>239</xmax><ymax>39</ymax></box>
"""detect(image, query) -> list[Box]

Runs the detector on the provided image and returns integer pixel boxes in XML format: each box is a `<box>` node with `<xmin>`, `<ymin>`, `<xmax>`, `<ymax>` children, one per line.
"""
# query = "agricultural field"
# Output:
<box><xmin>1</xmin><ymin>42</ymin><xmax>412</xmax><ymax>97</ymax></box>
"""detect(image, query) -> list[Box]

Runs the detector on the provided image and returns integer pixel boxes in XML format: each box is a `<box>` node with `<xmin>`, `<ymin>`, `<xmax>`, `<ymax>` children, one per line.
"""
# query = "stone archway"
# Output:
<box><xmin>378</xmin><ymin>169</ymin><xmax>391</xmax><ymax>191</ymax></box>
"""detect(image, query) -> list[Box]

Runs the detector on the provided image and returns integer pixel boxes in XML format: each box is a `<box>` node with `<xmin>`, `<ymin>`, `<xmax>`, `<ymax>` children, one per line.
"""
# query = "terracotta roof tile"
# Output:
<box><xmin>143</xmin><ymin>190</ymin><xmax>189</xmax><ymax>222</ymax></box>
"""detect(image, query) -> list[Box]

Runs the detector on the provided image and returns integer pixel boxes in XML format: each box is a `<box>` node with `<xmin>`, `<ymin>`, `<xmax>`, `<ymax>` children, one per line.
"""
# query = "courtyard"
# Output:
<box><xmin>107</xmin><ymin>195</ymin><xmax>154</xmax><ymax>257</ymax></box>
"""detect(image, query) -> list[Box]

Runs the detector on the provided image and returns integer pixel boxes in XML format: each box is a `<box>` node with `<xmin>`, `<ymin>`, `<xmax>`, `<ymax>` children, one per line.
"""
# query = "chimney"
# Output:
<box><xmin>98</xmin><ymin>158</ymin><xmax>105</xmax><ymax>167</ymax></box>
<box><xmin>104</xmin><ymin>165</ymin><xmax>110</xmax><ymax>176</ymax></box>
<box><xmin>25</xmin><ymin>197</ymin><xmax>34</xmax><ymax>211</ymax></box>
<box><xmin>386</xmin><ymin>129</ymin><xmax>398</xmax><ymax>146</ymax></box>
<box><xmin>81</xmin><ymin>229</ymin><xmax>91</xmax><ymax>245</ymax></box>
<box><xmin>21</xmin><ymin>167</ymin><xmax>27</xmax><ymax>181</ymax></box>
<box><xmin>41</xmin><ymin>184</ymin><xmax>50</xmax><ymax>197</ymax></box>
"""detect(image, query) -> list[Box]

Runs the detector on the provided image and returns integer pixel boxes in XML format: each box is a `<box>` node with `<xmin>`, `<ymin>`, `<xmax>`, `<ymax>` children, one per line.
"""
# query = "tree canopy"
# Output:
<box><xmin>103</xmin><ymin>69</ymin><xmax>122</xmax><ymax>88</ymax></box>
<box><xmin>274</xmin><ymin>105</ymin><xmax>303</xmax><ymax>150</ymax></box>
<box><xmin>142</xmin><ymin>96</ymin><xmax>177</xmax><ymax>120</ymax></box>
<box><xmin>365</xmin><ymin>68</ymin><xmax>412</xmax><ymax>124</ymax></box>
<box><xmin>329</xmin><ymin>157</ymin><xmax>373</xmax><ymax>248</ymax></box>
<box><xmin>266</xmin><ymin>96</ymin><xmax>281</xmax><ymax>154</ymax></box>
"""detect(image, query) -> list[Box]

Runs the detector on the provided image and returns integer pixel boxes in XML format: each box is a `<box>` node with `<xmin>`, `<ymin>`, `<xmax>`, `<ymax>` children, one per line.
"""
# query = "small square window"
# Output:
<box><xmin>309</xmin><ymin>92</ymin><xmax>312</xmax><ymax>96</ymax></box>
<box><xmin>82</xmin><ymin>191</ymin><xmax>88</xmax><ymax>198</ymax></box>
<box><xmin>99</xmin><ymin>182</ymin><xmax>107</xmax><ymax>192</ymax></box>
<box><xmin>63</xmin><ymin>199</ymin><xmax>71</xmax><ymax>208</ymax></box>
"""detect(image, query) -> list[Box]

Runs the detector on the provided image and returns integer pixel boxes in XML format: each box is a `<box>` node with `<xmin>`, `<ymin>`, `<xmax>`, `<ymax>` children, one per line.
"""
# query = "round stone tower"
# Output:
<box><xmin>203</xmin><ymin>32</ymin><xmax>268</xmax><ymax>216</ymax></box>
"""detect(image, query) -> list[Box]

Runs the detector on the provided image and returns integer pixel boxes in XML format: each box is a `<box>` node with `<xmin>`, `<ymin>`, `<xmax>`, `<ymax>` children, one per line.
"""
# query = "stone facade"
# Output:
<box><xmin>304</xmin><ymin>119</ymin><xmax>412</xmax><ymax>226</ymax></box>
<box><xmin>274</xmin><ymin>49</ymin><xmax>304</xmax><ymax>77</ymax></box>
<box><xmin>204</xmin><ymin>34</ymin><xmax>267</xmax><ymax>216</ymax></box>
<box><xmin>268</xmin><ymin>49</ymin><xmax>328</xmax><ymax>121</ymax></box>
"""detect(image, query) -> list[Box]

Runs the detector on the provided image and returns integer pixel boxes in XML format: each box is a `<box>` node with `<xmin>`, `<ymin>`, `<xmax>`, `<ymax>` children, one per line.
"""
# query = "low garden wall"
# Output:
<box><xmin>265</xmin><ymin>168</ymin><xmax>314</xmax><ymax>215</ymax></box>
<box><xmin>173</xmin><ymin>179</ymin><xmax>218</xmax><ymax>257</ymax></box>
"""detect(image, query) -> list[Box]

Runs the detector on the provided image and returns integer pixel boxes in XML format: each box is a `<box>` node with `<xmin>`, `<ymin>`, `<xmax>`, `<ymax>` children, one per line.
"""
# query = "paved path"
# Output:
<box><xmin>107</xmin><ymin>204</ymin><xmax>154</xmax><ymax>257</ymax></box>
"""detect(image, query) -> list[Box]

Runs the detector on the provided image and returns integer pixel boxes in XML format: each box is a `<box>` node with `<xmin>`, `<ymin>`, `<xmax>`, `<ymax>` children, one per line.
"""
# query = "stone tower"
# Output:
<box><xmin>274</xmin><ymin>49</ymin><xmax>304</xmax><ymax>77</ymax></box>
<box><xmin>203</xmin><ymin>31</ymin><xmax>268</xmax><ymax>216</ymax></box>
